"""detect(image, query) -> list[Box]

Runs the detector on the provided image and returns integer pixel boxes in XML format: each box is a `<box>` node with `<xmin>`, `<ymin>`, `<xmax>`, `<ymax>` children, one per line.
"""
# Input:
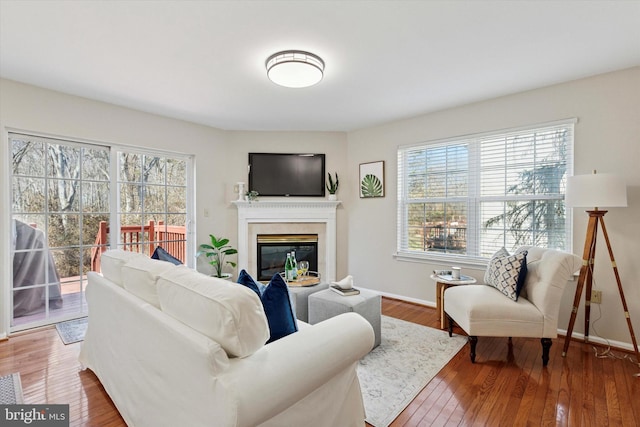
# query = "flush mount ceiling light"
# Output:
<box><xmin>266</xmin><ymin>50</ymin><xmax>325</xmax><ymax>88</ymax></box>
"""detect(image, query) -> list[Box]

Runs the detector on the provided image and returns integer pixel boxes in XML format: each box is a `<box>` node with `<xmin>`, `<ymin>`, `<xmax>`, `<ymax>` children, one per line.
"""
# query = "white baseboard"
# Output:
<box><xmin>360</xmin><ymin>287</ymin><xmax>435</xmax><ymax>309</ymax></box>
<box><xmin>362</xmin><ymin>288</ymin><xmax>636</xmax><ymax>353</ymax></box>
<box><xmin>557</xmin><ymin>328</ymin><xmax>637</xmax><ymax>353</ymax></box>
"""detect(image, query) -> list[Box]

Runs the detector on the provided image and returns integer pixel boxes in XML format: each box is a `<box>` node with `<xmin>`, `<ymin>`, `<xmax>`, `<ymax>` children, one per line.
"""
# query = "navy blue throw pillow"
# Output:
<box><xmin>151</xmin><ymin>246</ymin><xmax>182</xmax><ymax>265</ymax></box>
<box><xmin>237</xmin><ymin>269</ymin><xmax>298</xmax><ymax>343</ymax></box>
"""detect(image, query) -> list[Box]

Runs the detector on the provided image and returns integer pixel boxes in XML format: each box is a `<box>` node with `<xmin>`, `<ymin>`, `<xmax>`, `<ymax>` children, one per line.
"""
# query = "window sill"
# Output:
<box><xmin>393</xmin><ymin>251</ymin><xmax>488</xmax><ymax>271</ymax></box>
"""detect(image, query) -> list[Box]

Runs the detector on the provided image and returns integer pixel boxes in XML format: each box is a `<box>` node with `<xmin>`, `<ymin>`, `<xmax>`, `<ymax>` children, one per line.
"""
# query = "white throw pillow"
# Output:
<box><xmin>100</xmin><ymin>249</ymin><xmax>147</xmax><ymax>287</ymax></box>
<box><xmin>157</xmin><ymin>268</ymin><xmax>269</xmax><ymax>358</ymax></box>
<box><xmin>121</xmin><ymin>256</ymin><xmax>177</xmax><ymax>307</ymax></box>
<box><xmin>484</xmin><ymin>247</ymin><xmax>528</xmax><ymax>301</ymax></box>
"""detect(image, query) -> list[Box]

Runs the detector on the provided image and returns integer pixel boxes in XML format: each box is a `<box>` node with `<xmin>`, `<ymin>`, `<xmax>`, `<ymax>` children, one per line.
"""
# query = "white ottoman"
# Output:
<box><xmin>309</xmin><ymin>288</ymin><xmax>381</xmax><ymax>348</ymax></box>
<box><xmin>288</xmin><ymin>282</ymin><xmax>329</xmax><ymax>322</ymax></box>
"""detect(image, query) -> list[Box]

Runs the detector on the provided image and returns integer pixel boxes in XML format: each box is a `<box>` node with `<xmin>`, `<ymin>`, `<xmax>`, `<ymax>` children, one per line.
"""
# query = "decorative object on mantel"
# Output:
<box><xmin>360</xmin><ymin>161</ymin><xmax>385</xmax><ymax>198</ymax></box>
<box><xmin>197</xmin><ymin>234</ymin><xmax>238</xmax><ymax>279</ymax></box>
<box><xmin>245</xmin><ymin>190</ymin><xmax>259</xmax><ymax>202</ymax></box>
<box><xmin>236</xmin><ymin>182</ymin><xmax>245</xmax><ymax>201</ymax></box>
<box><xmin>326</xmin><ymin>172</ymin><xmax>339</xmax><ymax>201</ymax></box>
<box><xmin>561</xmin><ymin>170</ymin><xmax>639</xmax><ymax>364</ymax></box>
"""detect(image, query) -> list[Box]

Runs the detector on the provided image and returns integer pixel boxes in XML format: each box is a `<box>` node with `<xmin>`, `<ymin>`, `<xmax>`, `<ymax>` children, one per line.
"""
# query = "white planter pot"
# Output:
<box><xmin>328</xmin><ymin>194</ymin><xmax>337</xmax><ymax>201</ymax></box>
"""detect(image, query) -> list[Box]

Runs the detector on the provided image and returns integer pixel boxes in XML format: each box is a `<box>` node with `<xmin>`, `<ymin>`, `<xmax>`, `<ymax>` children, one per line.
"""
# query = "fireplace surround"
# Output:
<box><xmin>233</xmin><ymin>200</ymin><xmax>340</xmax><ymax>282</ymax></box>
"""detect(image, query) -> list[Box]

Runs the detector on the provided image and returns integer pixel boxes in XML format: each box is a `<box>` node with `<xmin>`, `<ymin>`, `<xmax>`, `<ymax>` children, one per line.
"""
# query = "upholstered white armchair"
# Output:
<box><xmin>444</xmin><ymin>246</ymin><xmax>581</xmax><ymax>366</ymax></box>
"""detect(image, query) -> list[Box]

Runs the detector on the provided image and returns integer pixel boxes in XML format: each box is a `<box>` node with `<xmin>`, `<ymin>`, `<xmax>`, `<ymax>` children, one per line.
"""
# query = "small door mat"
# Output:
<box><xmin>55</xmin><ymin>317</ymin><xmax>89</xmax><ymax>345</ymax></box>
<box><xmin>0</xmin><ymin>373</ymin><xmax>24</xmax><ymax>404</ymax></box>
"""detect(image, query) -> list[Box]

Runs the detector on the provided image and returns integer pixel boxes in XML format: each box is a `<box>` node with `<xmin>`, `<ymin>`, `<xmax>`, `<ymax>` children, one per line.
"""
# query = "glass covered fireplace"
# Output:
<box><xmin>257</xmin><ymin>234</ymin><xmax>318</xmax><ymax>281</ymax></box>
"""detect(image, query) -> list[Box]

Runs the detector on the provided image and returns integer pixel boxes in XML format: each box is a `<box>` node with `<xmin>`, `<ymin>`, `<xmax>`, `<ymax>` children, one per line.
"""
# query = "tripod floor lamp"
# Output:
<box><xmin>562</xmin><ymin>171</ymin><xmax>639</xmax><ymax>366</ymax></box>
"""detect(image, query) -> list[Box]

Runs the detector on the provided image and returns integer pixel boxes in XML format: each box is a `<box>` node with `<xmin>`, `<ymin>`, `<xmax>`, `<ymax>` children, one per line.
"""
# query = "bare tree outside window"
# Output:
<box><xmin>397</xmin><ymin>121</ymin><xmax>573</xmax><ymax>260</ymax></box>
<box><xmin>10</xmin><ymin>134</ymin><xmax>191</xmax><ymax>331</ymax></box>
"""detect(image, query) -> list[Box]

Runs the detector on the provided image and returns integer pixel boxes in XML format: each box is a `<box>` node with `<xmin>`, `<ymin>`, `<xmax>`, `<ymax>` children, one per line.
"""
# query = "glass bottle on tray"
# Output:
<box><xmin>285</xmin><ymin>253</ymin><xmax>292</xmax><ymax>282</ymax></box>
<box><xmin>291</xmin><ymin>250</ymin><xmax>298</xmax><ymax>280</ymax></box>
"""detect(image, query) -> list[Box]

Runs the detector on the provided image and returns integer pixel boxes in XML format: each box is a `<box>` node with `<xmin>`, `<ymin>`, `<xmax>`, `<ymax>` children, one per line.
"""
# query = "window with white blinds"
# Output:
<box><xmin>397</xmin><ymin>119</ymin><xmax>575</xmax><ymax>261</ymax></box>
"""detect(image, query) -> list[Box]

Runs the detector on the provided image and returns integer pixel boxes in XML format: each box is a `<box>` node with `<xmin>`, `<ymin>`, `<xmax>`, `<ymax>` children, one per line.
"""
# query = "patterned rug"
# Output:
<box><xmin>55</xmin><ymin>317</ymin><xmax>89</xmax><ymax>345</ymax></box>
<box><xmin>357</xmin><ymin>316</ymin><xmax>467</xmax><ymax>427</ymax></box>
<box><xmin>0</xmin><ymin>373</ymin><xmax>24</xmax><ymax>404</ymax></box>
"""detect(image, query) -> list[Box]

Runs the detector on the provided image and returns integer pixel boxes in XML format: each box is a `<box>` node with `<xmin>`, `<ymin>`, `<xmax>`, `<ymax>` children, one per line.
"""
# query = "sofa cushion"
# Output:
<box><xmin>151</xmin><ymin>246</ymin><xmax>182</xmax><ymax>265</ymax></box>
<box><xmin>100</xmin><ymin>249</ymin><xmax>147</xmax><ymax>287</ymax></box>
<box><xmin>121</xmin><ymin>256</ymin><xmax>177</xmax><ymax>307</ymax></box>
<box><xmin>237</xmin><ymin>270</ymin><xmax>298</xmax><ymax>343</ymax></box>
<box><xmin>484</xmin><ymin>248</ymin><xmax>528</xmax><ymax>301</ymax></box>
<box><xmin>157</xmin><ymin>267</ymin><xmax>269</xmax><ymax>358</ymax></box>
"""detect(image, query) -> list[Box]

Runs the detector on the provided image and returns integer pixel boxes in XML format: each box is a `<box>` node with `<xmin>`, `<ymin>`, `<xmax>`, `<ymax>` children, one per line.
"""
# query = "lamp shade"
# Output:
<box><xmin>565</xmin><ymin>172</ymin><xmax>627</xmax><ymax>208</ymax></box>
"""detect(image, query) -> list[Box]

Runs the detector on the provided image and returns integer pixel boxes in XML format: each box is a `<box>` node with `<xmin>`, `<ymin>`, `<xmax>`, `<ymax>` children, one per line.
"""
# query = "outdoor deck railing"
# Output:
<box><xmin>91</xmin><ymin>220</ymin><xmax>187</xmax><ymax>272</ymax></box>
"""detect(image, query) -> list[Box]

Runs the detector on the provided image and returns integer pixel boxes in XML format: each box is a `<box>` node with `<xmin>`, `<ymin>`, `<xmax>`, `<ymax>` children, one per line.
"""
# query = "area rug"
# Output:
<box><xmin>55</xmin><ymin>317</ymin><xmax>88</xmax><ymax>344</ymax></box>
<box><xmin>0</xmin><ymin>373</ymin><xmax>24</xmax><ymax>404</ymax></box>
<box><xmin>357</xmin><ymin>316</ymin><xmax>466</xmax><ymax>427</ymax></box>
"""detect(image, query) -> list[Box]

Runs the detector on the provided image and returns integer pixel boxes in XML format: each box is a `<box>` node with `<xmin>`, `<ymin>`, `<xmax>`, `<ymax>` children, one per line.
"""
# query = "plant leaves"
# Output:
<box><xmin>361</xmin><ymin>174</ymin><xmax>383</xmax><ymax>197</ymax></box>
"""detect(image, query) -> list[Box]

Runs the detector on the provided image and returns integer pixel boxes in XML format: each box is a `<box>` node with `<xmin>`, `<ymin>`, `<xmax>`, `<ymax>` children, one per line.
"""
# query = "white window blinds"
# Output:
<box><xmin>397</xmin><ymin>119</ymin><xmax>575</xmax><ymax>261</ymax></box>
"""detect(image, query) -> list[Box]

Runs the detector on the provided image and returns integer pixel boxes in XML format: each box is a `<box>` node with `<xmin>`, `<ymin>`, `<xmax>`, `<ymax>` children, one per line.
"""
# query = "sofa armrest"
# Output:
<box><xmin>225</xmin><ymin>312</ymin><xmax>374</xmax><ymax>427</ymax></box>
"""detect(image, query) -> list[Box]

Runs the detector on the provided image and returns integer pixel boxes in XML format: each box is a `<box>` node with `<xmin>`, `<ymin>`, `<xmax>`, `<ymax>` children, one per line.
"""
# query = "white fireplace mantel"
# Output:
<box><xmin>233</xmin><ymin>200</ymin><xmax>341</xmax><ymax>282</ymax></box>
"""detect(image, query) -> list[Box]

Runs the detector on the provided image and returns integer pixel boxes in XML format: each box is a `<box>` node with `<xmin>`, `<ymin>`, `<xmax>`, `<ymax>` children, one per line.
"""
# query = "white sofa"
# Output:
<box><xmin>79</xmin><ymin>250</ymin><xmax>374</xmax><ymax>427</ymax></box>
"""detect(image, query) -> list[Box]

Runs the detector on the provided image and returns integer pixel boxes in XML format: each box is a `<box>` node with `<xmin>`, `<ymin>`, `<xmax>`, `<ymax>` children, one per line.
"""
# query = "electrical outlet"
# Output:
<box><xmin>591</xmin><ymin>290</ymin><xmax>602</xmax><ymax>304</ymax></box>
<box><xmin>233</xmin><ymin>184</ymin><xmax>239</xmax><ymax>193</ymax></box>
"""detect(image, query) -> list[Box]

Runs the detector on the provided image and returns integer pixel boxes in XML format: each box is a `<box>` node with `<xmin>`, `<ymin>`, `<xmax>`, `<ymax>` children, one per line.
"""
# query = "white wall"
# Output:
<box><xmin>347</xmin><ymin>67</ymin><xmax>640</xmax><ymax>348</ymax></box>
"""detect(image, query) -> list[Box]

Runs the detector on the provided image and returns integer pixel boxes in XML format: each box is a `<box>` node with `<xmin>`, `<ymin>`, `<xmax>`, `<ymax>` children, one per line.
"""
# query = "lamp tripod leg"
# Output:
<box><xmin>599</xmin><ymin>217</ymin><xmax>640</xmax><ymax>366</ymax></box>
<box><xmin>563</xmin><ymin>214</ymin><xmax>599</xmax><ymax>357</ymax></box>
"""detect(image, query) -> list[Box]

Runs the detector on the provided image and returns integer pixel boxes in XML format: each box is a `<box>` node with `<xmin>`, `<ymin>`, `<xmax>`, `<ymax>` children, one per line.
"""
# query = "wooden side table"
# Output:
<box><xmin>430</xmin><ymin>274</ymin><xmax>477</xmax><ymax>330</ymax></box>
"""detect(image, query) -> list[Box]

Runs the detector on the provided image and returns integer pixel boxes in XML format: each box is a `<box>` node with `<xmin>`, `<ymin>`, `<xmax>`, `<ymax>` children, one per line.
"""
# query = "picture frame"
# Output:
<box><xmin>359</xmin><ymin>161</ymin><xmax>385</xmax><ymax>198</ymax></box>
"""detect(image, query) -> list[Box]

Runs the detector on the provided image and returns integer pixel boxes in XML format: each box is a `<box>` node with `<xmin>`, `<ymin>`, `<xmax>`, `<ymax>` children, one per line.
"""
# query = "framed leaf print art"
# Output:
<box><xmin>359</xmin><ymin>161</ymin><xmax>385</xmax><ymax>198</ymax></box>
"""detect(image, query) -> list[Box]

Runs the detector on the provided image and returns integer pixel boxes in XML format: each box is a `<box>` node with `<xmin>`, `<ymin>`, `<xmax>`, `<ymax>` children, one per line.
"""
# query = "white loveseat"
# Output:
<box><xmin>79</xmin><ymin>250</ymin><xmax>374</xmax><ymax>427</ymax></box>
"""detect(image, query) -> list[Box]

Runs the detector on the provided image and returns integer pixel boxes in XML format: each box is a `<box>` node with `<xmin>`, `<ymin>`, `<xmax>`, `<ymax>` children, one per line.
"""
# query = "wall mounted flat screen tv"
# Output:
<box><xmin>248</xmin><ymin>153</ymin><xmax>325</xmax><ymax>197</ymax></box>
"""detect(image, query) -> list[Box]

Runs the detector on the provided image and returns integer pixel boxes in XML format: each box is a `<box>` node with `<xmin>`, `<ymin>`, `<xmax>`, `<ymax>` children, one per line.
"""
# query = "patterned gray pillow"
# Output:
<box><xmin>484</xmin><ymin>247</ymin><xmax>528</xmax><ymax>301</ymax></box>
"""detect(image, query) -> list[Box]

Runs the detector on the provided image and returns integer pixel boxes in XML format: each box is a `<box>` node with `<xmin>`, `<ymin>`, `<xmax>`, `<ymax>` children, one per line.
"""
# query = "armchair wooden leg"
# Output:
<box><xmin>447</xmin><ymin>315</ymin><xmax>453</xmax><ymax>337</ymax></box>
<box><xmin>469</xmin><ymin>336</ymin><xmax>478</xmax><ymax>363</ymax></box>
<box><xmin>541</xmin><ymin>338</ymin><xmax>552</xmax><ymax>367</ymax></box>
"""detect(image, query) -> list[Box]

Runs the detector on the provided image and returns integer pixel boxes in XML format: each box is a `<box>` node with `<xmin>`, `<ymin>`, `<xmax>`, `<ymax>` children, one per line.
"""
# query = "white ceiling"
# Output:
<box><xmin>1</xmin><ymin>1</ymin><xmax>639</xmax><ymax>132</ymax></box>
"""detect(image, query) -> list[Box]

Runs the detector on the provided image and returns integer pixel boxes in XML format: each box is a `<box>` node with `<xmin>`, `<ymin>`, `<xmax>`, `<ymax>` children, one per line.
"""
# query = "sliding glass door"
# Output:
<box><xmin>9</xmin><ymin>133</ymin><xmax>193</xmax><ymax>331</ymax></box>
<box><xmin>10</xmin><ymin>134</ymin><xmax>110</xmax><ymax>329</ymax></box>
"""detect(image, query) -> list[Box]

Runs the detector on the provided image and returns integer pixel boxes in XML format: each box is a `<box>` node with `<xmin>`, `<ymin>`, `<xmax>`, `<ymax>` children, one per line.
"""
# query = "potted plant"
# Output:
<box><xmin>197</xmin><ymin>234</ymin><xmax>238</xmax><ymax>279</ymax></box>
<box><xmin>326</xmin><ymin>172</ymin><xmax>339</xmax><ymax>200</ymax></box>
<box><xmin>245</xmin><ymin>190</ymin><xmax>259</xmax><ymax>202</ymax></box>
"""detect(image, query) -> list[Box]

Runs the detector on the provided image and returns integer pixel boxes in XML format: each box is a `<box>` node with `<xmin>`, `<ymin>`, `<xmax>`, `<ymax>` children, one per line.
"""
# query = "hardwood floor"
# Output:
<box><xmin>1</xmin><ymin>297</ymin><xmax>638</xmax><ymax>426</ymax></box>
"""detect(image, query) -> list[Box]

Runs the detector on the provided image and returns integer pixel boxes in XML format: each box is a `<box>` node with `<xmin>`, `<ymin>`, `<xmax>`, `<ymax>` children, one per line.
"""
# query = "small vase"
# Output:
<box><xmin>328</xmin><ymin>194</ymin><xmax>337</xmax><ymax>201</ymax></box>
<box><xmin>237</xmin><ymin>182</ymin><xmax>245</xmax><ymax>201</ymax></box>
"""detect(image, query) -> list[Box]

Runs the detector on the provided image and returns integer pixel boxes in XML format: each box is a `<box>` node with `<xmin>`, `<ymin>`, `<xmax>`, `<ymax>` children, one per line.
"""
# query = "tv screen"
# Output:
<box><xmin>248</xmin><ymin>153</ymin><xmax>325</xmax><ymax>197</ymax></box>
